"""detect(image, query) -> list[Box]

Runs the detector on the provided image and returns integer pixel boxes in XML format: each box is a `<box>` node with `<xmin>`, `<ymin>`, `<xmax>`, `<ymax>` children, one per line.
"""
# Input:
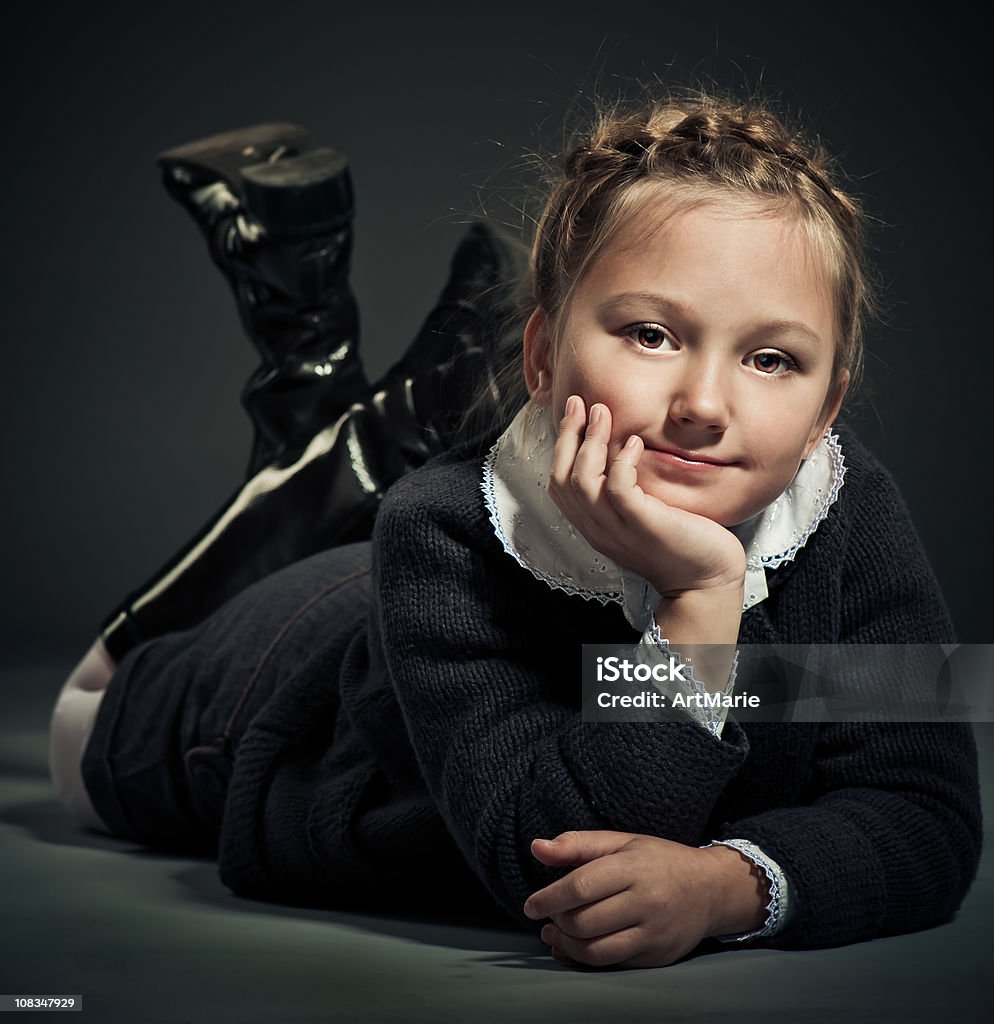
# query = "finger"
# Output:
<box><xmin>525</xmin><ymin>850</ymin><xmax>636</xmax><ymax>920</ymax></box>
<box><xmin>526</xmin><ymin>864</ymin><xmax>626</xmax><ymax>920</ymax></box>
<box><xmin>550</xmin><ymin>889</ymin><xmax>640</xmax><ymax>941</ymax></box>
<box><xmin>548</xmin><ymin>394</ymin><xmax>586</xmax><ymax>493</ymax></box>
<box><xmin>603</xmin><ymin>434</ymin><xmax>650</xmax><ymax>519</ymax></box>
<box><xmin>547</xmin><ymin>397</ymin><xmax>619</xmax><ymax>537</ymax></box>
<box><xmin>570</xmin><ymin>402</ymin><xmax>612</xmax><ymax>494</ymax></box>
<box><xmin>528</xmin><ymin>830</ymin><xmax>637</xmax><ymax>868</ymax></box>
<box><xmin>542</xmin><ymin>922</ymin><xmax>646</xmax><ymax>969</ymax></box>
<box><xmin>545</xmin><ymin>399</ymin><xmax>629</xmax><ymax>555</ymax></box>
<box><xmin>547</xmin><ymin>397</ymin><xmax>597</xmax><ymax>529</ymax></box>
<box><xmin>564</xmin><ymin>406</ymin><xmax>629</xmax><ymax>533</ymax></box>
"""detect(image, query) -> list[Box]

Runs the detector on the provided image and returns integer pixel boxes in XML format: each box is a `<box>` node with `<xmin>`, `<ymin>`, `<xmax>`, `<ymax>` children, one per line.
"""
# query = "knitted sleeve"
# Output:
<box><xmin>372</xmin><ymin>466</ymin><xmax>752</xmax><ymax>931</ymax></box>
<box><xmin>711</xmin><ymin>456</ymin><xmax>983</xmax><ymax>950</ymax></box>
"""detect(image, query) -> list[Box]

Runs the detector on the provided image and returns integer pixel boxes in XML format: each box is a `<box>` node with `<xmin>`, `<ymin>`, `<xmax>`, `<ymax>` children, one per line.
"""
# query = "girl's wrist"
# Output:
<box><xmin>652</xmin><ymin>587</ymin><xmax>742</xmax><ymax>693</ymax></box>
<box><xmin>654</xmin><ymin>570</ymin><xmax>746</xmax><ymax>600</ymax></box>
<box><xmin>698</xmin><ymin>843</ymin><xmax>770</xmax><ymax>939</ymax></box>
<box><xmin>653</xmin><ymin>582</ymin><xmax>743</xmax><ymax>645</ymax></box>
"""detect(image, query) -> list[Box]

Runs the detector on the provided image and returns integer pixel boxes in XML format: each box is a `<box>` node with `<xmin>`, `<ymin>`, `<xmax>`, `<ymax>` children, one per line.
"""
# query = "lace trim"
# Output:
<box><xmin>747</xmin><ymin>430</ymin><xmax>847</xmax><ymax>572</ymax></box>
<box><xmin>480</xmin><ymin>402</ymin><xmax>846</xmax><ymax>621</ymax></box>
<box><xmin>639</xmin><ymin>625</ymin><xmax>739</xmax><ymax>738</ymax></box>
<box><xmin>699</xmin><ymin>838</ymin><xmax>788</xmax><ymax>941</ymax></box>
<box><xmin>481</xmin><ymin>433</ymin><xmax>624</xmax><ymax>608</ymax></box>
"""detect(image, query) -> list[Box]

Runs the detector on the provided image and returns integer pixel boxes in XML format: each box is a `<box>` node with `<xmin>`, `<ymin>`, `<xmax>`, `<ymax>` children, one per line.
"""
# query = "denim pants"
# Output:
<box><xmin>80</xmin><ymin>541</ymin><xmax>373</xmax><ymax>852</ymax></box>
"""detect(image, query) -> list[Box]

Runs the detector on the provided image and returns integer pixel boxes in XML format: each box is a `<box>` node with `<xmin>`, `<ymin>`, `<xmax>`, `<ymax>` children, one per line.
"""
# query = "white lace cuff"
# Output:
<box><xmin>636</xmin><ymin>624</ymin><xmax>738</xmax><ymax>739</ymax></box>
<box><xmin>699</xmin><ymin>838</ymin><xmax>792</xmax><ymax>941</ymax></box>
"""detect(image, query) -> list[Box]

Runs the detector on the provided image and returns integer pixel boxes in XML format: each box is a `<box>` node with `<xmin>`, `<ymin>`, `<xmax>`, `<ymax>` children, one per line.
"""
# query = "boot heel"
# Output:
<box><xmin>241</xmin><ymin>147</ymin><xmax>354</xmax><ymax>237</ymax></box>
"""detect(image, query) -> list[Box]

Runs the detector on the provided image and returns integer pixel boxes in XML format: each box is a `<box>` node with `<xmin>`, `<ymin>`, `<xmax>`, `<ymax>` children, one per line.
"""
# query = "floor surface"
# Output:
<box><xmin>1</xmin><ymin>664</ymin><xmax>991</xmax><ymax>1023</ymax></box>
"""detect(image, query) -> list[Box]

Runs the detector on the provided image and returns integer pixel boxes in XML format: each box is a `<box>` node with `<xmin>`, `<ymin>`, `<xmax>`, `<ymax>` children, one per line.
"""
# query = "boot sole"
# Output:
<box><xmin>240</xmin><ymin>147</ymin><xmax>354</xmax><ymax>238</ymax></box>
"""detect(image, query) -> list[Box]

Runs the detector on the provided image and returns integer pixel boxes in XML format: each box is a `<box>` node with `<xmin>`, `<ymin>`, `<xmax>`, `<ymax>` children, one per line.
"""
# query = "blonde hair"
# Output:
<box><xmin>472</xmin><ymin>85</ymin><xmax>878</xmax><ymax>439</ymax></box>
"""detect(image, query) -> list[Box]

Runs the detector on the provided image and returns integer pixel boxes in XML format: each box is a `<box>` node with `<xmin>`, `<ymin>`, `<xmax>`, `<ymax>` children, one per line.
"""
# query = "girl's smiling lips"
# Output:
<box><xmin>641</xmin><ymin>443</ymin><xmax>737</xmax><ymax>473</ymax></box>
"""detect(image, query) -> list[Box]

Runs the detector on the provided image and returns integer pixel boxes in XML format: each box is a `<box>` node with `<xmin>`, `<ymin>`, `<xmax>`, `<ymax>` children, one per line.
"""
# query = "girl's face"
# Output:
<box><xmin>523</xmin><ymin>200</ymin><xmax>849</xmax><ymax>528</ymax></box>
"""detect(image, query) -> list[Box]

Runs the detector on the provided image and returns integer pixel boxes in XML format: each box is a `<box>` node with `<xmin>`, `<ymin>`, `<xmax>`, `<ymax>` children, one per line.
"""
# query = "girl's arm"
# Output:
<box><xmin>713</xmin><ymin>717</ymin><xmax>981</xmax><ymax>949</ymax></box>
<box><xmin>707</xmin><ymin>451</ymin><xmax>983</xmax><ymax>950</ymax></box>
<box><xmin>372</xmin><ymin>459</ymin><xmax>753</xmax><ymax>932</ymax></box>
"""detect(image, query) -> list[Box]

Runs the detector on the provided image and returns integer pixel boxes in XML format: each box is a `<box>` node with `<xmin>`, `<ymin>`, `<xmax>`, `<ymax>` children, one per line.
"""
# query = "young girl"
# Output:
<box><xmin>49</xmin><ymin>87</ymin><xmax>983</xmax><ymax>970</ymax></box>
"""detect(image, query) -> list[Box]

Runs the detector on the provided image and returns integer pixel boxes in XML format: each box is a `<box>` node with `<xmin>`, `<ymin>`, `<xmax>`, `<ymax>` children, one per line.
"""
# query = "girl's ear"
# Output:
<box><xmin>803</xmin><ymin>368</ymin><xmax>851</xmax><ymax>459</ymax></box>
<box><xmin>523</xmin><ymin>306</ymin><xmax>555</xmax><ymax>405</ymax></box>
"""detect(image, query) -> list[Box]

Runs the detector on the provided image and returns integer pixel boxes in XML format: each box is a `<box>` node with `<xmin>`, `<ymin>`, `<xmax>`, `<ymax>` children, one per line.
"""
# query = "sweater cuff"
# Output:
<box><xmin>699</xmin><ymin>838</ymin><xmax>793</xmax><ymax>941</ymax></box>
<box><xmin>637</xmin><ymin>623</ymin><xmax>739</xmax><ymax>739</ymax></box>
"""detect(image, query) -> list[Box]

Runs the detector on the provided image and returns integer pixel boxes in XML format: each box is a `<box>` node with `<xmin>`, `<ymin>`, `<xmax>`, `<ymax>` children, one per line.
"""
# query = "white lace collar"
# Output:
<box><xmin>480</xmin><ymin>400</ymin><xmax>846</xmax><ymax>631</ymax></box>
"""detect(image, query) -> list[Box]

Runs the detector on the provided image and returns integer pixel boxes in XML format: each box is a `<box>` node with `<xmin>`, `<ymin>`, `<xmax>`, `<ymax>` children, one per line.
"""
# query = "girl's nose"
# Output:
<box><xmin>667</xmin><ymin>365</ymin><xmax>731</xmax><ymax>433</ymax></box>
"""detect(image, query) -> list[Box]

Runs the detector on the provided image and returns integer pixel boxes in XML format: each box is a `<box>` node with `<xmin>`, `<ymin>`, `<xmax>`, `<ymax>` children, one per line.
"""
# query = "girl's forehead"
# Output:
<box><xmin>605</xmin><ymin>196</ymin><xmax>818</xmax><ymax>270</ymax></box>
<box><xmin>575</xmin><ymin>201</ymin><xmax>837</xmax><ymax>339</ymax></box>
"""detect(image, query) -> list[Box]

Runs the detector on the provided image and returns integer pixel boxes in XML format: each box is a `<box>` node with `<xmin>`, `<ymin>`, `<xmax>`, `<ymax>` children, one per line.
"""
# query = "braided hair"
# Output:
<box><xmin>534</xmin><ymin>92</ymin><xmax>871</xmax><ymax>384</ymax></box>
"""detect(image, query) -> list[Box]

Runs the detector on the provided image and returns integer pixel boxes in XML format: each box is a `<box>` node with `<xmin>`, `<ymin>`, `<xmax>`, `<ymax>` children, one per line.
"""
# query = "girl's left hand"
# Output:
<box><xmin>523</xmin><ymin>830</ymin><xmax>755</xmax><ymax>969</ymax></box>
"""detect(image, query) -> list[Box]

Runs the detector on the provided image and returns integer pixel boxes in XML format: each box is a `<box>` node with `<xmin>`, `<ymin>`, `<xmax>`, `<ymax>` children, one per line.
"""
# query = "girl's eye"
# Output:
<box><xmin>748</xmin><ymin>350</ymin><xmax>798</xmax><ymax>376</ymax></box>
<box><xmin>624</xmin><ymin>323</ymin><xmax>677</xmax><ymax>351</ymax></box>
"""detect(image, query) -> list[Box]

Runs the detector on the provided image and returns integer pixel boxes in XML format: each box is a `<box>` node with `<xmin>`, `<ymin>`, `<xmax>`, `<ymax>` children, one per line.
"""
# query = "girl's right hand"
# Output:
<box><xmin>547</xmin><ymin>396</ymin><xmax>746</xmax><ymax>599</ymax></box>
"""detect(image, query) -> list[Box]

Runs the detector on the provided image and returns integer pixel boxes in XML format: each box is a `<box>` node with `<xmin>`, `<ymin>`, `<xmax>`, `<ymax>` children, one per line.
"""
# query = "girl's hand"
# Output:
<box><xmin>523</xmin><ymin>830</ymin><xmax>768</xmax><ymax>969</ymax></box>
<box><xmin>548</xmin><ymin>396</ymin><xmax>745</xmax><ymax>597</ymax></box>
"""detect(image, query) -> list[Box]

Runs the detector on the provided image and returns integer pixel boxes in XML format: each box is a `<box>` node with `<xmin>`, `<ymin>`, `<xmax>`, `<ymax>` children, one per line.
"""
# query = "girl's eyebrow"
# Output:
<box><xmin>749</xmin><ymin>318</ymin><xmax>824</xmax><ymax>348</ymax></box>
<box><xmin>597</xmin><ymin>291</ymin><xmax>824</xmax><ymax>348</ymax></box>
<box><xmin>597</xmin><ymin>291</ymin><xmax>695</xmax><ymax>319</ymax></box>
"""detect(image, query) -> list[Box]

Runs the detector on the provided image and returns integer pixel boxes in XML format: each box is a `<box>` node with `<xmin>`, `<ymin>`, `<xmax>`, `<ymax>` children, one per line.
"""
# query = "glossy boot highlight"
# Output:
<box><xmin>99</xmin><ymin>406</ymin><xmax>407</xmax><ymax>664</ymax></box>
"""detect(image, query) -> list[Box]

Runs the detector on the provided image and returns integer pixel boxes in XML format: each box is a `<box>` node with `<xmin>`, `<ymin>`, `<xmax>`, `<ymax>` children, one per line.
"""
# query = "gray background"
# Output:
<box><xmin>2</xmin><ymin>2</ymin><xmax>990</xmax><ymax>659</ymax></box>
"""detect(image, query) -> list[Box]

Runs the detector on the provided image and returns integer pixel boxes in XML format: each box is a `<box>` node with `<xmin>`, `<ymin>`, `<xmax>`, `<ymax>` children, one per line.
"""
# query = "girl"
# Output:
<box><xmin>49</xmin><ymin>88</ymin><xmax>982</xmax><ymax>970</ymax></box>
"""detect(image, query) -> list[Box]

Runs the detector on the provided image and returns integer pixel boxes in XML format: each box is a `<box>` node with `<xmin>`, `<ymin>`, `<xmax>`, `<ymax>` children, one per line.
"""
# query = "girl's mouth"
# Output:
<box><xmin>644</xmin><ymin>446</ymin><xmax>735</xmax><ymax>473</ymax></box>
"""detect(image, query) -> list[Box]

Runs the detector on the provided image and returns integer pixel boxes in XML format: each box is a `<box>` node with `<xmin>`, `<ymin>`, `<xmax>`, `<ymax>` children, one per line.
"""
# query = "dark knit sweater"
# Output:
<box><xmin>216</xmin><ymin>424</ymin><xmax>983</xmax><ymax>949</ymax></box>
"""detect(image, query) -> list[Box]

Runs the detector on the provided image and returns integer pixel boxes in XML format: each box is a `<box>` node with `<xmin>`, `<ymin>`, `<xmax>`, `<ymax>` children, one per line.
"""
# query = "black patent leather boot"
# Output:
<box><xmin>99</xmin><ymin>220</ymin><xmax>525</xmax><ymax>665</ymax></box>
<box><xmin>157</xmin><ymin>125</ymin><xmax>368</xmax><ymax>476</ymax></box>
<box><xmin>368</xmin><ymin>220</ymin><xmax>529</xmax><ymax>466</ymax></box>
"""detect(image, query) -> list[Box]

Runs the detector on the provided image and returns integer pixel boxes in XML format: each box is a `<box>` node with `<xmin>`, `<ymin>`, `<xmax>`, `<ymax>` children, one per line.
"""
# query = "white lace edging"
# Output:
<box><xmin>480</xmin><ymin>432</ymin><xmax>624</xmax><ymax>609</ymax></box>
<box><xmin>699</xmin><ymin>838</ymin><xmax>790</xmax><ymax>941</ymax></box>
<box><xmin>733</xmin><ymin>429</ymin><xmax>847</xmax><ymax>611</ymax></box>
<box><xmin>638</xmin><ymin>624</ymin><xmax>739</xmax><ymax>739</ymax></box>
<box><xmin>747</xmin><ymin>430</ymin><xmax>847</xmax><ymax>573</ymax></box>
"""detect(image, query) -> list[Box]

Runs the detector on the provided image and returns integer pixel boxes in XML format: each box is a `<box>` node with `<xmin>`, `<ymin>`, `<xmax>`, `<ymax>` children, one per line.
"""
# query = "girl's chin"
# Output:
<box><xmin>638</xmin><ymin>481</ymin><xmax>757</xmax><ymax>528</ymax></box>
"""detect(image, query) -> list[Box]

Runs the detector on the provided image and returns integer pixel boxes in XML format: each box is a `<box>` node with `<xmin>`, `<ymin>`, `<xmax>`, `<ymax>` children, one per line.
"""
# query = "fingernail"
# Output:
<box><xmin>565</xmin><ymin>396</ymin><xmax>577</xmax><ymax>417</ymax></box>
<box><xmin>590</xmin><ymin>405</ymin><xmax>602</xmax><ymax>426</ymax></box>
<box><xmin>624</xmin><ymin>434</ymin><xmax>639</xmax><ymax>450</ymax></box>
<box><xmin>523</xmin><ymin>900</ymin><xmax>536</xmax><ymax>918</ymax></box>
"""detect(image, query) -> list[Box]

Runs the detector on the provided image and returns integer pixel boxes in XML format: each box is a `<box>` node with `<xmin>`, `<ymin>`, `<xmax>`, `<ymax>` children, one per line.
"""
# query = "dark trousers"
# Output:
<box><xmin>81</xmin><ymin>541</ymin><xmax>373</xmax><ymax>852</ymax></box>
